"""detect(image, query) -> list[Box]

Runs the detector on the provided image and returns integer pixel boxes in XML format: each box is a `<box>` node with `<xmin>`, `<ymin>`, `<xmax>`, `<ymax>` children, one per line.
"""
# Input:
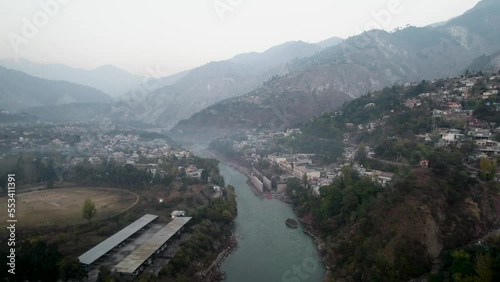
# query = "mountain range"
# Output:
<box><xmin>171</xmin><ymin>0</ymin><xmax>500</xmax><ymax>143</ymax></box>
<box><xmin>0</xmin><ymin>66</ymin><xmax>113</xmax><ymax>112</ymax></box>
<box><xmin>0</xmin><ymin>59</ymin><xmax>144</xmax><ymax>98</ymax></box>
<box><xmin>109</xmin><ymin>38</ymin><xmax>344</xmax><ymax>128</ymax></box>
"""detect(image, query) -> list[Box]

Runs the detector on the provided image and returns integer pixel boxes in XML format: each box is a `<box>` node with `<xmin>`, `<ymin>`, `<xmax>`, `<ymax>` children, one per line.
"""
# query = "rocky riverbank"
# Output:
<box><xmin>302</xmin><ymin>226</ymin><xmax>333</xmax><ymax>281</ymax></box>
<box><xmin>197</xmin><ymin>233</ymin><xmax>238</xmax><ymax>282</ymax></box>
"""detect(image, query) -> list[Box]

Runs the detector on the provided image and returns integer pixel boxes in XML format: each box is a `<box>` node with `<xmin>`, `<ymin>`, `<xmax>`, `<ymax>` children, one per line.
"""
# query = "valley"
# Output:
<box><xmin>1</xmin><ymin>1</ymin><xmax>500</xmax><ymax>281</ymax></box>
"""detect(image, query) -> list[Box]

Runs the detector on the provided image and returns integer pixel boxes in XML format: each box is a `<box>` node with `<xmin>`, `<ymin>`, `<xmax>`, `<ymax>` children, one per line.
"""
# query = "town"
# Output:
<box><xmin>0</xmin><ymin>120</ymin><xmax>214</xmax><ymax>186</ymax></box>
<box><xmin>209</xmin><ymin>72</ymin><xmax>500</xmax><ymax>197</ymax></box>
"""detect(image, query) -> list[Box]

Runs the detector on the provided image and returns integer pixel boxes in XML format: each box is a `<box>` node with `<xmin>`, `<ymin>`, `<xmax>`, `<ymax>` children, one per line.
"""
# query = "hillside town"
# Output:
<box><xmin>210</xmin><ymin>72</ymin><xmax>500</xmax><ymax>196</ymax></box>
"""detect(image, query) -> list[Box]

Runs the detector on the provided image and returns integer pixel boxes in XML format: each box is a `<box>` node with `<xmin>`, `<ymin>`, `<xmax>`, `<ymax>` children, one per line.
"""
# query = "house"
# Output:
<box><xmin>468</xmin><ymin>119</ymin><xmax>489</xmax><ymax>129</ymax></box>
<box><xmin>376</xmin><ymin>172</ymin><xmax>394</xmax><ymax>186</ymax></box>
<box><xmin>432</xmin><ymin>110</ymin><xmax>443</xmax><ymax>117</ymax></box>
<box><xmin>88</xmin><ymin>156</ymin><xmax>101</xmax><ymax>165</ymax></box>
<box><xmin>405</xmin><ymin>99</ymin><xmax>417</xmax><ymax>108</ymax></box>
<box><xmin>187</xmin><ymin>169</ymin><xmax>204</xmax><ymax>178</ymax></box>
<box><xmin>171</xmin><ymin>210</ymin><xmax>186</xmax><ymax>219</ymax></box>
<box><xmin>441</xmin><ymin>132</ymin><xmax>464</xmax><ymax>144</ymax></box>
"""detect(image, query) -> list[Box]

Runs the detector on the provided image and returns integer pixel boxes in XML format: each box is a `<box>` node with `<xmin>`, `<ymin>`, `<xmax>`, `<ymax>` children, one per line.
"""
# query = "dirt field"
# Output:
<box><xmin>0</xmin><ymin>187</ymin><xmax>138</xmax><ymax>229</ymax></box>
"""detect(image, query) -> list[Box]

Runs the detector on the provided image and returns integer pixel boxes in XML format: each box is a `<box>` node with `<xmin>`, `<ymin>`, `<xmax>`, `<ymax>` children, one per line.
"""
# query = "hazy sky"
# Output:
<box><xmin>0</xmin><ymin>0</ymin><xmax>481</xmax><ymax>76</ymax></box>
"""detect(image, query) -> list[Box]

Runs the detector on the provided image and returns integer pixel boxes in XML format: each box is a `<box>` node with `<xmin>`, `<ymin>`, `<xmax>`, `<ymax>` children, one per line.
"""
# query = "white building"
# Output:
<box><xmin>171</xmin><ymin>210</ymin><xmax>186</xmax><ymax>219</ymax></box>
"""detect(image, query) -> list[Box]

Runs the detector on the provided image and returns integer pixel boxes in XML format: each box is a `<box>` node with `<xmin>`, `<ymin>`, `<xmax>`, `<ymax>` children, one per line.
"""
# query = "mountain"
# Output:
<box><xmin>110</xmin><ymin>40</ymin><xmax>343</xmax><ymax>128</ymax></box>
<box><xmin>26</xmin><ymin>103</ymin><xmax>111</xmax><ymax>122</ymax></box>
<box><xmin>315</xmin><ymin>36</ymin><xmax>344</xmax><ymax>48</ymax></box>
<box><xmin>171</xmin><ymin>0</ymin><xmax>500</xmax><ymax>143</ymax></box>
<box><xmin>467</xmin><ymin>49</ymin><xmax>500</xmax><ymax>72</ymax></box>
<box><xmin>228</xmin><ymin>41</ymin><xmax>323</xmax><ymax>73</ymax></box>
<box><xmin>0</xmin><ymin>66</ymin><xmax>113</xmax><ymax>111</ymax></box>
<box><xmin>0</xmin><ymin>59</ymin><xmax>144</xmax><ymax>97</ymax></box>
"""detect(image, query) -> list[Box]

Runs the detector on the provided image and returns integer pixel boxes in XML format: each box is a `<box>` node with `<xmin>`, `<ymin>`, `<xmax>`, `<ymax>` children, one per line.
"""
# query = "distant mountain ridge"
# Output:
<box><xmin>0</xmin><ymin>59</ymin><xmax>144</xmax><ymax>97</ymax></box>
<box><xmin>110</xmin><ymin>39</ymin><xmax>343</xmax><ymax>128</ymax></box>
<box><xmin>0</xmin><ymin>66</ymin><xmax>113</xmax><ymax>111</ymax></box>
<box><xmin>171</xmin><ymin>0</ymin><xmax>500</xmax><ymax>142</ymax></box>
<box><xmin>467</xmin><ymin>49</ymin><xmax>500</xmax><ymax>72</ymax></box>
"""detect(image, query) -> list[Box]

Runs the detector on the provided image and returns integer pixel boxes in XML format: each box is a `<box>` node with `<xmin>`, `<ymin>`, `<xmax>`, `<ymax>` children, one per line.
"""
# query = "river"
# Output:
<box><xmin>192</xmin><ymin>147</ymin><xmax>324</xmax><ymax>281</ymax></box>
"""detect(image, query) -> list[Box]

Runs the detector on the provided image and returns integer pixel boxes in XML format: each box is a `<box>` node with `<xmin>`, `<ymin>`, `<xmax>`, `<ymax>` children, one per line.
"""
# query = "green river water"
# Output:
<box><xmin>217</xmin><ymin>163</ymin><xmax>325</xmax><ymax>282</ymax></box>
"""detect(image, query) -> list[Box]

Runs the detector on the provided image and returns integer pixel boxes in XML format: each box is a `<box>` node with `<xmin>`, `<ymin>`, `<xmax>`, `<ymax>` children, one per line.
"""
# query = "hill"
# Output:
<box><xmin>26</xmin><ymin>103</ymin><xmax>111</xmax><ymax>122</ymax></box>
<box><xmin>207</xmin><ymin>71</ymin><xmax>500</xmax><ymax>280</ymax></box>
<box><xmin>468</xmin><ymin>49</ymin><xmax>500</xmax><ymax>73</ymax></box>
<box><xmin>110</xmin><ymin>40</ymin><xmax>340</xmax><ymax>128</ymax></box>
<box><xmin>0</xmin><ymin>66</ymin><xmax>113</xmax><ymax>111</ymax></box>
<box><xmin>0</xmin><ymin>59</ymin><xmax>144</xmax><ymax>98</ymax></box>
<box><xmin>171</xmin><ymin>0</ymin><xmax>500</xmax><ymax>143</ymax></box>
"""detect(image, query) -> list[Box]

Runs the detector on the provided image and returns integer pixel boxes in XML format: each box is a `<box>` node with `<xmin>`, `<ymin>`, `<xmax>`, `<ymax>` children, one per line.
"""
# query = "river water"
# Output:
<box><xmin>217</xmin><ymin>163</ymin><xmax>324</xmax><ymax>282</ymax></box>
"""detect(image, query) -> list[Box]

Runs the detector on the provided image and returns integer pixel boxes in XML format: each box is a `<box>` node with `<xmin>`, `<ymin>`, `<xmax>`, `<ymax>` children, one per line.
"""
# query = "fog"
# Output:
<box><xmin>0</xmin><ymin>0</ymin><xmax>480</xmax><ymax>76</ymax></box>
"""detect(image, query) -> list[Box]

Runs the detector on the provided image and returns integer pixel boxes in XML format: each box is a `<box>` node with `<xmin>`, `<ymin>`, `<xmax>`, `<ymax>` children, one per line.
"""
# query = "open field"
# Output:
<box><xmin>0</xmin><ymin>187</ymin><xmax>138</xmax><ymax>229</ymax></box>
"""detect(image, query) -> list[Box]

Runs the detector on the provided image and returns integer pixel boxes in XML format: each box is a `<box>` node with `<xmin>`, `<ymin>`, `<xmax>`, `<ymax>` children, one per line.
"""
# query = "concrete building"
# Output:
<box><xmin>251</xmin><ymin>175</ymin><xmax>264</xmax><ymax>193</ymax></box>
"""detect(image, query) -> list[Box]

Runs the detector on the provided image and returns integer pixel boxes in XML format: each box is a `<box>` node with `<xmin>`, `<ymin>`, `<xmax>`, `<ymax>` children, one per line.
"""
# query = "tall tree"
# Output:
<box><xmin>82</xmin><ymin>198</ymin><xmax>97</xmax><ymax>222</ymax></box>
<box><xmin>201</xmin><ymin>169</ymin><xmax>209</xmax><ymax>184</ymax></box>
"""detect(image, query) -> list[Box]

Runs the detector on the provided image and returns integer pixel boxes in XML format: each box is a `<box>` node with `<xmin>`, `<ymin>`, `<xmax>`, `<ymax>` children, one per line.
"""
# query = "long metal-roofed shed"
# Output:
<box><xmin>78</xmin><ymin>214</ymin><xmax>158</xmax><ymax>266</ymax></box>
<box><xmin>115</xmin><ymin>216</ymin><xmax>192</xmax><ymax>275</ymax></box>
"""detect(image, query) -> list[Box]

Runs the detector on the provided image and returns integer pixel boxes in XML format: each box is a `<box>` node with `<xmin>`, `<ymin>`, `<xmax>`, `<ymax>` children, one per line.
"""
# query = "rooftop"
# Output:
<box><xmin>78</xmin><ymin>214</ymin><xmax>158</xmax><ymax>265</ymax></box>
<box><xmin>115</xmin><ymin>217</ymin><xmax>192</xmax><ymax>274</ymax></box>
<box><xmin>171</xmin><ymin>210</ymin><xmax>186</xmax><ymax>216</ymax></box>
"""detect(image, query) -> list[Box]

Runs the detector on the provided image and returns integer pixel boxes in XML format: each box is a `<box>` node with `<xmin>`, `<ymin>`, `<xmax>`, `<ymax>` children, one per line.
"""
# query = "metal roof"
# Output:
<box><xmin>115</xmin><ymin>217</ymin><xmax>192</xmax><ymax>274</ymax></box>
<box><xmin>78</xmin><ymin>214</ymin><xmax>158</xmax><ymax>265</ymax></box>
<box><xmin>171</xmin><ymin>210</ymin><xmax>185</xmax><ymax>216</ymax></box>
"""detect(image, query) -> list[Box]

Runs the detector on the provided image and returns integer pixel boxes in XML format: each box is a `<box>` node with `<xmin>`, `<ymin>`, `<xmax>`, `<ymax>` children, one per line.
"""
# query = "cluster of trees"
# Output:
<box><xmin>479</xmin><ymin>157</ymin><xmax>497</xmax><ymax>181</ymax></box>
<box><xmin>474</xmin><ymin>98</ymin><xmax>500</xmax><ymax>123</ymax></box>
<box><xmin>430</xmin><ymin>235</ymin><xmax>500</xmax><ymax>282</ymax></box>
<box><xmin>373</xmin><ymin>138</ymin><xmax>435</xmax><ymax>165</ymax></box>
<box><xmin>0</xmin><ymin>241</ymin><xmax>86</xmax><ymax>282</ymax></box>
<box><xmin>157</xmin><ymin>186</ymin><xmax>236</xmax><ymax>281</ymax></box>
<box><xmin>285</xmin><ymin>142</ymin><xmax>497</xmax><ymax>280</ymax></box>
<box><xmin>0</xmin><ymin>154</ymin><xmax>59</xmax><ymax>193</ymax></box>
<box><xmin>70</xmin><ymin>161</ymin><xmax>164</xmax><ymax>188</ymax></box>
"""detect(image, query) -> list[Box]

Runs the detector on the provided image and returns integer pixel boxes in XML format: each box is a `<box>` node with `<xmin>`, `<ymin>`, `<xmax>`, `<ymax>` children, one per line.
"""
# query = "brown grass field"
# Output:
<box><xmin>0</xmin><ymin>187</ymin><xmax>138</xmax><ymax>229</ymax></box>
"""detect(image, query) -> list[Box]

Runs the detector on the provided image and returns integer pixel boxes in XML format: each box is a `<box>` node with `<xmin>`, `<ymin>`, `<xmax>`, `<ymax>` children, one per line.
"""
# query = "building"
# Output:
<box><xmin>78</xmin><ymin>214</ymin><xmax>158</xmax><ymax>269</ymax></box>
<box><xmin>115</xmin><ymin>217</ymin><xmax>192</xmax><ymax>277</ymax></box>
<box><xmin>251</xmin><ymin>175</ymin><xmax>264</xmax><ymax>193</ymax></box>
<box><xmin>171</xmin><ymin>210</ymin><xmax>186</xmax><ymax>219</ymax></box>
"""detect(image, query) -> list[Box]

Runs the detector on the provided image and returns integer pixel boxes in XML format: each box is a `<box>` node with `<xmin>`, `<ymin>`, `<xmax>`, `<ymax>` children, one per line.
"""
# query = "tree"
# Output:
<box><xmin>96</xmin><ymin>265</ymin><xmax>114</xmax><ymax>282</ymax></box>
<box><xmin>356</xmin><ymin>144</ymin><xmax>367</xmax><ymax>164</ymax></box>
<box><xmin>17</xmin><ymin>240</ymin><xmax>63</xmax><ymax>281</ymax></box>
<box><xmin>479</xmin><ymin>158</ymin><xmax>496</xmax><ymax>181</ymax></box>
<box><xmin>474</xmin><ymin>254</ymin><xmax>493</xmax><ymax>282</ymax></box>
<box><xmin>82</xmin><ymin>198</ymin><xmax>97</xmax><ymax>222</ymax></box>
<box><xmin>302</xmin><ymin>173</ymin><xmax>309</xmax><ymax>187</ymax></box>
<box><xmin>201</xmin><ymin>169</ymin><xmax>209</xmax><ymax>184</ymax></box>
<box><xmin>59</xmin><ymin>257</ymin><xmax>88</xmax><ymax>281</ymax></box>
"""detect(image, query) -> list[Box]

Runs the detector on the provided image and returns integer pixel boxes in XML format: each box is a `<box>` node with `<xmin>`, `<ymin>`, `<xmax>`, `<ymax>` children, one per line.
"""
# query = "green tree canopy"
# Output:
<box><xmin>82</xmin><ymin>198</ymin><xmax>97</xmax><ymax>222</ymax></box>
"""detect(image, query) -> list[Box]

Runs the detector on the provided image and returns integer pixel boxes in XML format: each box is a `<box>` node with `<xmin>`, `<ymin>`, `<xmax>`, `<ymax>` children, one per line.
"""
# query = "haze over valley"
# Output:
<box><xmin>1</xmin><ymin>1</ymin><xmax>500</xmax><ymax>282</ymax></box>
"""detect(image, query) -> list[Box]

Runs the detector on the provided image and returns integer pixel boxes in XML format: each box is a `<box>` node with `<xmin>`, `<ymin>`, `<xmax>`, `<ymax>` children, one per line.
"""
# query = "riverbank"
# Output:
<box><xmin>302</xmin><ymin>224</ymin><xmax>333</xmax><ymax>281</ymax></box>
<box><xmin>200</xmin><ymin>148</ymin><xmax>330</xmax><ymax>281</ymax></box>
<box><xmin>199</xmin><ymin>148</ymin><xmax>265</xmax><ymax>196</ymax></box>
<box><xmin>197</xmin><ymin>233</ymin><xmax>238</xmax><ymax>282</ymax></box>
